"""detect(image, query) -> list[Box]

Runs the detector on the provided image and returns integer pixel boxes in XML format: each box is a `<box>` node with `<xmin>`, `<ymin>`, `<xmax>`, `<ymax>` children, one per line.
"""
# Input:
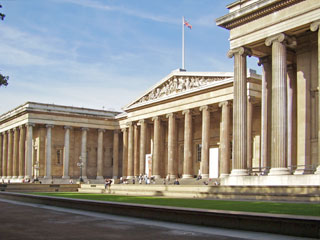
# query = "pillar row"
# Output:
<box><xmin>139</xmin><ymin>120</ymin><xmax>147</xmax><ymax>176</ymax></box>
<box><xmin>12</xmin><ymin>128</ymin><xmax>19</xmax><ymax>179</ymax></box>
<box><xmin>122</xmin><ymin>128</ymin><xmax>128</xmax><ymax>178</ymax></box>
<box><xmin>80</xmin><ymin>127</ymin><xmax>88</xmax><ymax>179</ymax></box>
<box><xmin>113</xmin><ymin>130</ymin><xmax>119</xmax><ymax>179</ymax></box>
<box><xmin>25</xmin><ymin>123</ymin><xmax>35</xmax><ymax>180</ymax></box>
<box><xmin>166</xmin><ymin>113</ymin><xmax>177</xmax><ymax>179</ymax></box>
<box><xmin>152</xmin><ymin>117</ymin><xmax>161</xmax><ymax>179</ymax></box>
<box><xmin>18</xmin><ymin>126</ymin><xmax>25</xmax><ymax>179</ymax></box>
<box><xmin>127</xmin><ymin>123</ymin><xmax>134</xmax><ymax>179</ymax></box>
<box><xmin>219</xmin><ymin>101</ymin><xmax>231</xmax><ymax>177</ymax></box>
<box><xmin>96</xmin><ymin>129</ymin><xmax>104</xmax><ymax>180</ymax></box>
<box><xmin>44</xmin><ymin>124</ymin><xmax>53</xmax><ymax>179</ymax></box>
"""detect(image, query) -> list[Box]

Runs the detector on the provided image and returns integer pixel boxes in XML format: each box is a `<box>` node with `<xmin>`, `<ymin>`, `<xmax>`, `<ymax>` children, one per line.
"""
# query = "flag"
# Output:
<box><xmin>184</xmin><ymin>19</ymin><xmax>192</xmax><ymax>29</ymax></box>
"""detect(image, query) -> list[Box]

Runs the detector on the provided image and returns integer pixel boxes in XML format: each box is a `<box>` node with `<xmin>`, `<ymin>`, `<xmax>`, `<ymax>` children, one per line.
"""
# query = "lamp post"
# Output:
<box><xmin>77</xmin><ymin>156</ymin><xmax>84</xmax><ymax>183</ymax></box>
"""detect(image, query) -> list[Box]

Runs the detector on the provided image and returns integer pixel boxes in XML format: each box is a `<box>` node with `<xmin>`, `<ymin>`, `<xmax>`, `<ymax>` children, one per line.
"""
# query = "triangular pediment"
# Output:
<box><xmin>124</xmin><ymin>70</ymin><xmax>234</xmax><ymax>111</ymax></box>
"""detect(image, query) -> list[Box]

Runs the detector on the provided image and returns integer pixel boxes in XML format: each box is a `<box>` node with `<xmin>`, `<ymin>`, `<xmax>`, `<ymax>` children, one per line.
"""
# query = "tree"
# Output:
<box><xmin>0</xmin><ymin>3</ymin><xmax>8</xmax><ymax>87</ymax></box>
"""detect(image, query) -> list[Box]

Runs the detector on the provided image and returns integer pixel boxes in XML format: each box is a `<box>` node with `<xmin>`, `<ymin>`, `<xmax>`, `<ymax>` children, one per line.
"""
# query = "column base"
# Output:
<box><xmin>112</xmin><ymin>176</ymin><xmax>118</xmax><ymax>179</ymax></box>
<box><xmin>230</xmin><ymin>169</ymin><xmax>248</xmax><ymax>176</ymax></box>
<box><xmin>219</xmin><ymin>173</ymin><xmax>230</xmax><ymax>178</ymax></box>
<box><xmin>96</xmin><ymin>176</ymin><xmax>104</xmax><ymax>180</ymax></box>
<box><xmin>169</xmin><ymin>174</ymin><xmax>177</xmax><ymax>179</ymax></box>
<box><xmin>6</xmin><ymin>176</ymin><xmax>12</xmax><ymax>179</ymax></box>
<box><xmin>153</xmin><ymin>175</ymin><xmax>161</xmax><ymax>179</ymax></box>
<box><xmin>44</xmin><ymin>176</ymin><xmax>52</xmax><ymax>179</ymax></box>
<box><xmin>268</xmin><ymin>168</ymin><xmax>290</xmax><ymax>176</ymax></box>
<box><xmin>182</xmin><ymin>174</ymin><xmax>193</xmax><ymax>179</ymax></box>
<box><xmin>12</xmin><ymin>176</ymin><xmax>18</xmax><ymax>179</ymax></box>
<box><xmin>1</xmin><ymin>176</ymin><xmax>6</xmax><ymax>179</ymax></box>
<box><xmin>18</xmin><ymin>176</ymin><xmax>24</xmax><ymax>179</ymax></box>
<box><xmin>314</xmin><ymin>166</ymin><xmax>320</xmax><ymax>175</ymax></box>
<box><xmin>294</xmin><ymin>168</ymin><xmax>314</xmax><ymax>175</ymax></box>
<box><xmin>201</xmin><ymin>174</ymin><xmax>209</xmax><ymax>178</ymax></box>
<box><xmin>126</xmin><ymin>176</ymin><xmax>134</xmax><ymax>179</ymax></box>
<box><xmin>62</xmin><ymin>176</ymin><xmax>70</xmax><ymax>179</ymax></box>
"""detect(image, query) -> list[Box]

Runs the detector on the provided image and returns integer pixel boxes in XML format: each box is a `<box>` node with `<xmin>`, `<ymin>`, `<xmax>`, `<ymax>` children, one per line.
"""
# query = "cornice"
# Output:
<box><xmin>216</xmin><ymin>0</ymin><xmax>305</xmax><ymax>30</ymax></box>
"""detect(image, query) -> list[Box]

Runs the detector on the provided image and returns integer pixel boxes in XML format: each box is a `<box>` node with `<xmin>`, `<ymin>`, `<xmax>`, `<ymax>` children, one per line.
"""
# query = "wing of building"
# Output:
<box><xmin>1</xmin><ymin>0</ymin><xmax>320</xmax><ymax>186</ymax></box>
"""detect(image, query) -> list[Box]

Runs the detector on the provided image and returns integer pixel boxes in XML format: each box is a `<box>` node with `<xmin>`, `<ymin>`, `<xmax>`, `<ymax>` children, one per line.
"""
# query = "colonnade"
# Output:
<box><xmin>0</xmin><ymin>123</ymin><xmax>120</xmax><ymax>180</ymax></box>
<box><xmin>228</xmin><ymin>22</ymin><xmax>320</xmax><ymax>176</ymax></box>
<box><xmin>122</xmin><ymin>102</ymin><xmax>233</xmax><ymax>179</ymax></box>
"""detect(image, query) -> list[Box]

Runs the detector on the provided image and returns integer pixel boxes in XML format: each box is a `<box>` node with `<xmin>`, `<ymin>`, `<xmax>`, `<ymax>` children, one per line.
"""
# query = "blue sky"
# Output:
<box><xmin>0</xmin><ymin>0</ymin><xmax>260</xmax><ymax>114</ymax></box>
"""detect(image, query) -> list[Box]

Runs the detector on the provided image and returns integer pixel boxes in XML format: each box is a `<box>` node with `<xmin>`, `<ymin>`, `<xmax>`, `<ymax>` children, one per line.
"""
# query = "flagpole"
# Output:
<box><xmin>182</xmin><ymin>16</ymin><xmax>185</xmax><ymax>70</ymax></box>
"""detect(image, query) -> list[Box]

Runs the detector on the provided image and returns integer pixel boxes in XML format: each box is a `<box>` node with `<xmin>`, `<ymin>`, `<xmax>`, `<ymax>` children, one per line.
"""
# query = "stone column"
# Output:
<box><xmin>265</xmin><ymin>33</ymin><xmax>295</xmax><ymax>175</ymax></box>
<box><xmin>62</xmin><ymin>126</ymin><xmax>71</xmax><ymax>179</ymax></box>
<box><xmin>139</xmin><ymin>120</ymin><xmax>147</xmax><ymax>175</ymax></box>
<box><xmin>310</xmin><ymin>21</ymin><xmax>320</xmax><ymax>174</ymax></box>
<box><xmin>200</xmin><ymin>106</ymin><xmax>210</xmax><ymax>178</ymax></box>
<box><xmin>44</xmin><ymin>125</ymin><xmax>54</xmax><ymax>179</ymax></box>
<box><xmin>113</xmin><ymin>130</ymin><xmax>119</xmax><ymax>179</ymax></box>
<box><xmin>127</xmin><ymin>123</ymin><xmax>134</xmax><ymax>179</ymax></box>
<box><xmin>81</xmin><ymin>128</ymin><xmax>88</xmax><ymax>179</ymax></box>
<box><xmin>295</xmin><ymin>43</ymin><xmax>312</xmax><ymax>175</ymax></box>
<box><xmin>0</xmin><ymin>133</ymin><xmax>2</xmax><ymax>177</ymax></box>
<box><xmin>258</xmin><ymin>56</ymin><xmax>272</xmax><ymax>173</ymax></box>
<box><xmin>227</xmin><ymin>47</ymin><xmax>251</xmax><ymax>176</ymax></box>
<box><xmin>219</xmin><ymin>101</ymin><xmax>231</xmax><ymax>177</ymax></box>
<box><xmin>247</xmin><ymin>96</ymin><xmax>254</xmax><ymax>173</ymax></box>
<box><xmin>152</xmin><ymin>116</ymin><xmax>161</xmax><ymax>178</ymax></box>
<box><xmin>12</xmin><ymin>128</ymin><xmax>19</xmax><ymax>179</ymax></box>
<box><xmin>287</xmin><ymin>65</ymin><xmax>297</xmax><ymax>173</ymax></box>
<box><xmin>18</xmin><ymin>126</ymin><xmax>25</xmax><ymax>179</ymax></box>
<box><xmin>134</xmin><ymin>124</ymin><xmax>139</xmax><ymax>176</ymax></box>
<box><xmin>122</xmin><ymin>128</ymin><xmax>128</xmax><ymax>178</ymax></box>
<box><xmin>166</xmin><ymin>113</ymin><xmax>177</xmax><ymax>179</ymax></box>
<box><xmin>2</xmin><ymin>132</ymin><xmax>7</xmax><ymax>178</ymax></box>
<box><xmin>182</xmin><ymin>109</ymin><xmax>193</xmax><ymax>178</ymax></box>
<box><xmin>96</xmin><ymin>129</ymin><xmax>104</xmax><ymax>180</ymax></box>
<box><xmin>25</xmin><ymin>123</ymin><xmax>35</xmax><ymax>180</ymax></box>
<box><xmin>7</xmin><ymin>129</ymin><xmax>13</xmax><ymax>179</ymax></box>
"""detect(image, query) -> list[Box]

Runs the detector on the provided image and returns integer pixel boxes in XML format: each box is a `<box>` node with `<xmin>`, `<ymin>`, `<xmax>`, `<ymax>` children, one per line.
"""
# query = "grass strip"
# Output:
<box><xmin>30</xmin><ymin>192</ymin><xmax>320</xmax><ymax>217</ymax></box>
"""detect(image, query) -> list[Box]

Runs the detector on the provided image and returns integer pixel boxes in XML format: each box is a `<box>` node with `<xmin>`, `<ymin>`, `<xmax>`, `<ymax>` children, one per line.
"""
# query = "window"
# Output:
<box><xmin>196</xmin><ymin>144</ymin><xmax>202</xmax><ymax>162</ymax></box>
<box><xmin>56</xmin><ymin>149</ymin><xmax>63</xmax><ymax>165</ymax></box>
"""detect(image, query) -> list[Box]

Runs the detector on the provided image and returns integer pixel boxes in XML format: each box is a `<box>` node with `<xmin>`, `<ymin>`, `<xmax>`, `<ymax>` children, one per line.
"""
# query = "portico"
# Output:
<box><xmin>216</xmin><ymin>0</ymin><xmax>320</xmax><ymax>185</ymax></box>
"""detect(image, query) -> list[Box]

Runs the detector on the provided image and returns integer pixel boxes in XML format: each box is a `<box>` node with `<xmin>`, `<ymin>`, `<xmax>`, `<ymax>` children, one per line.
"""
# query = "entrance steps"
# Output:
<box><xmin>78</xmin><ymin>184</ymin><xmax>320</xmax><ymax>202</ymax></box>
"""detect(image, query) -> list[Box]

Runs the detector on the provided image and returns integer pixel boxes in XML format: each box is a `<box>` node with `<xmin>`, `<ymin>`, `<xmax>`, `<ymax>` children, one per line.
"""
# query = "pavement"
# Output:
<box><xmin>0</xmin><ymin>198</ymin><xmax>314</xmax><ymax>240</ymax></box>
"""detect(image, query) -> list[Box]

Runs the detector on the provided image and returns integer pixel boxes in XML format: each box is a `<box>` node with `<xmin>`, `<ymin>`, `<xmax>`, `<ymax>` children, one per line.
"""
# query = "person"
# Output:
<box><xmin>120</xmin><ymin>177</ymin><xmax>123</xmax><ymax>184</ymax></box>
<box><xmin>105</xmin><ymin>178</ymin><xmax>111</xmax><ymax>190</ymax></box>
<box><xmin>132</xmin><ymin>178</ymin><xmax>135</xmax><ymax>184</ymax></box>
<box><xmin>173</xmin><ymin>178</ymin><xmax>180</xmax><ymax>185</ymax></box>
<box><xmin>69</xmin><ymin>179</ymin><xmax>73</xmax><ymax>184</ymax></box>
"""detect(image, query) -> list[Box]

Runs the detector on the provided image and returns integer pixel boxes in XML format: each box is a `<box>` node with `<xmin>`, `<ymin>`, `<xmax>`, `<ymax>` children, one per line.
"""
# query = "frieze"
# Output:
<box><xmin>135</xmin><ymin>75</ymin><xmax>228</xmax><ymax>104</ymax></box>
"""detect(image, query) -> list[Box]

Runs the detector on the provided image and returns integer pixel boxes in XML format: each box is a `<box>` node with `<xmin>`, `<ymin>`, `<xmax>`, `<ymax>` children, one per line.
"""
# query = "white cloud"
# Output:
<box><xmin>56</xmin><ymin>0</ymin><xmax>178</xmax><ymax>24</ymax></box>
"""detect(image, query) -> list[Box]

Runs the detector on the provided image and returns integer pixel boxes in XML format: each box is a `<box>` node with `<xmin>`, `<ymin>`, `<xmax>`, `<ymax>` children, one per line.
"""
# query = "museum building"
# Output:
<box><xmin>0</xmin><ymin>0</ymin><xmax>320</xmax><ymax>186</ymax></box>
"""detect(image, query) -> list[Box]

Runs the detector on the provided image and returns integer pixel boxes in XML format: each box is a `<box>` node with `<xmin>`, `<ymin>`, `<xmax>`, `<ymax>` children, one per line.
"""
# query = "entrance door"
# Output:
<box><xmin>209</xmin><ymin>148</ymin><xmax>219</xmax><ymax>178</ymax></box>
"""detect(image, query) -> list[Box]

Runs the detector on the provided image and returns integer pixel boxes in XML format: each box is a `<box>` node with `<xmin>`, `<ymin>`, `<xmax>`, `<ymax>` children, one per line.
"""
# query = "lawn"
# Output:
<box><xmin>30</xmin><ymin>192</ymin><xmax>320</xmax><ymax>217</ymax></box>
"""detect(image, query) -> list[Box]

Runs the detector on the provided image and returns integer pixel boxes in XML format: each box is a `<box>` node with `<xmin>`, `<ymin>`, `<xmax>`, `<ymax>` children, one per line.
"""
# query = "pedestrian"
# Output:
<box><xmin>174</xmin><ymin>178</ymin><xmax>180</xmax><ymax>185</ymax></box>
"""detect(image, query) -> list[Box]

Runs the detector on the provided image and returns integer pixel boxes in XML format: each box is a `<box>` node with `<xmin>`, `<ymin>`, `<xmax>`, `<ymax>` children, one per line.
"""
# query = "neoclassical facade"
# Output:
<box><xmin>0</xmin><ymin>0</ymin><xmax>319</xmax><ymax>186</ymax></box>
<box><xmin>216</xmin><ymin>0</ymin><xmax>320</xmax><ymax>185</ymax></box>
<box><xmin>0</xmin><ymin>103</ymin><xmax>122</xmax><ymax>183</ymax></box>
<box><xmin>0</xmin><ymin>70</ymin><xmax>262</xmax><ymax>183</ymax></box>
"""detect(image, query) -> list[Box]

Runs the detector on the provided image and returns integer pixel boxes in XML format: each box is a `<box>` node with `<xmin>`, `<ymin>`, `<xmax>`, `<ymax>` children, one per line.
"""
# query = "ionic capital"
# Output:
<box><xmin>227</xmin><ymin>47</ymin><xmax>252</xmax><ymax>58</ymax></box>
<box><xmin>121</xmin><ymin>127</ymin><xmax>128</xmax><ymax>133</ymax></box>
<box><xmin>199</xmin><ymin>105</ymin><xmax>209</xmax><ymax>112</ymax></box>
<box><xmin>137</xmin><ymin>119</ymin><xmax>146</xmax><ymax>126</ymax></box>
<box><xmin>182</xmin><ymin>109</ymin><xmax>195</xmax><ymax>116</ymax></box>
<box><xmin>166</xmin><ymin>113</ymin><xmax>175</xmax><ymax>119</ymax></box>
<box><xmin>98</xmin><ymin>128</ymin><xmax>105</xmax><ymax>133</ymax></box>
<box><xmin>126</xmin><ymin>122</ymin><xmax>133</xmax><ymax>127</ymax></box>
<box><xmin>26</xmin><ymin>123</ymin><xmax>35</xmax><ymax>128</ymax></box>
<box><xmin>219</xmin><ymin>101</ymin><xmax>231</xmax><ymax>108</ymax></box>
<box><xmin>45</xmin><ymin>124</ymin><xmax>54</xmax><ymax>129</ymax></box>
<box><xmin>64</xmin><ymin>126</ymin><xmax>72</xmax><ymax>130</ymax></box>
<box><xmin>265</xmin><ymin>33</ymin><xmax>296</xmax><ymax>48</ymax></box>
<box><xmin>310</xmin><ymin>21</ymin><xmax>320</xmax><ymax>32</ymax></box>
<box><xmin>113</xmin><ymin>129</ymin><xmax>120</xmax><ymax>134</ymax></box>
<box><xmin>152</xmin><ymin>116</ymin><xmax>160</xmax><ymax>122</ymax></box>
<box><xmin>81</xmin><ymin>127</ymin><xmax>89</xmax><ymax>132</ymax></box>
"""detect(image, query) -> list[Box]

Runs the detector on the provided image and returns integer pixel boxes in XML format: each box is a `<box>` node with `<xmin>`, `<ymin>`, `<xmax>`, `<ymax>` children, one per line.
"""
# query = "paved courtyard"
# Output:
<box><xmin>0</xmin><ymin>199</ymin><xmax>312</xmax><ymax>240</ymax></box>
